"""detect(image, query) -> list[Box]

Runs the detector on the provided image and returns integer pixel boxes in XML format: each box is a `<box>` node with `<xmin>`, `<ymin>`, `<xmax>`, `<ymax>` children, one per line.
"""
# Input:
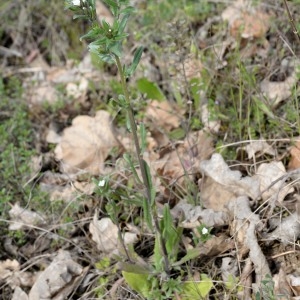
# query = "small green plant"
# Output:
<box><xmin>66</xmin><ymin>0</ymin><xmax>213</xmax><ymax>298</ymax></box>
<box><xmin>255</xmin><ymin>274</ymin><xmax>275</xmax><ymax>300</ymax></box>
<box><xmin>192</xmin><ymin>224</ymin><xmax>212</xmax><ymax>244</ymax></box>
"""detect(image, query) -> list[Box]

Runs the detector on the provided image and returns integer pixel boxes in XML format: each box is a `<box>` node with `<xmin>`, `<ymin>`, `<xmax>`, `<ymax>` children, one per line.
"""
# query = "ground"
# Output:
<box><xmin>1</xmin><ymin>0</ymin><xmax>300</xmax><ymax>299</ymax></box>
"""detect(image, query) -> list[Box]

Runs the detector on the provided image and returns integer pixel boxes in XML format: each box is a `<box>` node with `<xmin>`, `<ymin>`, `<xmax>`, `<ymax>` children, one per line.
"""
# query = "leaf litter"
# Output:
<box><xmin>1</xmin><ymin>0</ymin><xmax>300</xmax><ymax>299</ymax></box>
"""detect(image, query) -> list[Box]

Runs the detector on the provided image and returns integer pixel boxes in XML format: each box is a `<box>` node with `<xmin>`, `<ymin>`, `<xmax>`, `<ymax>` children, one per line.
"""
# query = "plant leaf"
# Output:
<box><xmin>180</xmin><ymin>274</ymin><xmax>213</xmax><ymax>299</ymax></box>
<box><xmin>122</xmin><ymin>271</ymin><xmax>151</xmax><ymax>298</ymax></box>
<box><xmin>137</xmin><ymin>78</ymin><xmax>165</xmax><ymax>101</ymax></box>
<box><xmin>125</xmin><ymin>46</ymin><xmax>144</xmax><ymax>78</ymax></box>
<box><xmin>140</xmin><ymin>123</ymin><xmax>147</xmax><ymax>154</ymax></box>
<box><xmin>172</xmin><ymin>248</ymin><xmax>201</xmax><ymax>267</ymax></box>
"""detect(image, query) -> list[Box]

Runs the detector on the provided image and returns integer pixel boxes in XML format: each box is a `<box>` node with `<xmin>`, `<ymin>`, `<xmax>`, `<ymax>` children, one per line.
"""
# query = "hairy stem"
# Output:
<box><xmin>114</xmin><ymin>54</ymin><xmax>170</xmax><ymax>275</ymax></box>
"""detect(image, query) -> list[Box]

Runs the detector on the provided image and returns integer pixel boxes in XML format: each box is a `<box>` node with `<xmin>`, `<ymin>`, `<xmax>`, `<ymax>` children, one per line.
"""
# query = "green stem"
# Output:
<box><xmin>114</xmin><ymin>54</ymin><xmax>170</xmax><ymax>275</ymax></box>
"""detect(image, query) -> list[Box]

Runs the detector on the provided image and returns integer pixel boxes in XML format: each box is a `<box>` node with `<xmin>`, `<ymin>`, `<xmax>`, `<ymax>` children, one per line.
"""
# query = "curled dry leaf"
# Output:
<box><xmin>288</xmin><ymin>274</ymin><xmax>300</xmax><ymax>296</ymax></box>
<box><xmin>9</xmin><ymin>203</ymin><xmax>46</xmax><ymax>230</ymax></box>
<box><xmin>12</xmin><ymin>287</ymin><xmax>29</xmax><ymax>300</ymax></box>
<box><xmin>29</xmin><ymin>83</ymin><xmax>59</xmax><ymax>106</ymax></box>
<box><xmin>266</xmin><ymin>212</ymin><xmax>300</xmax><ymax>244</ymax></box>
<box><xmin>151</xmin><ymin>130</ymin><xmax>213</xmax><ymax>199</ymax></box>
<box><xmin>89</xmin><ymin>214</ymin><xmax>138</xmax><ymax>254</ymax></box>
<box><xmin>244</xmin><ymin>140</ymin><xmax>276</xmax><ymax>159</ymax></box>
<box><xmin>221</xmin><ymin>257</ymin><xmax>238</xmax><ymax>283</ymax></box>
<box><xmin>55</xmin><ymin>110</ymin><xmax>120</xmax><ymax>175</ymax></box>
<box><xmin>273</xmin><ymin>265</ymin><xmax>293</xmax><ymax>297</ymax></box>
<box><xmin>227</xmin><ymin>196</ymin><xmax>270</xmax><ymax>286</ymax></box>
<box><xmin>260</xmin><ymin>59</ymin><xmax>300</xmax><ymax>108</ymax></box>
<box><xmin>0</xmin><ymin>259</ymin><xmax>20</xmax><ymax>281</ymax></box>
<box><xmin>255</xmin><ymin>161</ymin><xmax>294</xmax><ymax>204</ymax></box>
<box><xmin>230</xmin><ymin>11</ymin><xmax>270</xmax><ymax>39</ymax></box>
<box><xmin>288</xmin><ymin>140</ymin><xmax>300</xmax><ymax>170</ymax></box>
<box><xmin>29</xmin><ymin>250</ymin><xmax>83</xmax><ymax>300</ymax></box>
<box><xmin>222</xmin><ymin>0</ymin><xmax>270</xmax><ymax>39</ymax></box>
<box><xmin>201</xmin><ymin>102</ymin><xmax>221</xmax><ymax>133</ymax></box>
<box><xmin>66</xmin><ymin>77</ymin><xmax>89</xmax><ymax>99</ymax></box>
<box><xmin>173</xmin><ymin>201</ymin><xmax>228</xmax><ymax>228</ymax></box>
<box><xmin>199</xmin><ymin>153</ymin><xmax>260</xmax><ymax>210</ymax></box>
<box><xmin>145</xmin><ymin>100</ymin><xmax>183</xmax><ymax>132</ymax></box>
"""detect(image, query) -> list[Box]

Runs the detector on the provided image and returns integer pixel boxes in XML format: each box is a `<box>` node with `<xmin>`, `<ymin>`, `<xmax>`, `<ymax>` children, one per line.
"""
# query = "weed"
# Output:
<box><xmin>66</xmin><ymin>0</ymin><xmax>214</xmax><ymax>298</ymax></box>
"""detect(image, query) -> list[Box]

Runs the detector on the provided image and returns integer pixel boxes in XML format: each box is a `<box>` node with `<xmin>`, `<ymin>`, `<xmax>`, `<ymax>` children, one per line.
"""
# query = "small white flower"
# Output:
<box><xmin>98</xmin><ymin>179</ymin><xmax>106</xmax><ymax>187</ymax></box>
<box><xmin>72</xmin><ymin>0</ymin><xmax>80</xmax><ymax>6</ymax></box>
<box><xmin>202</xmin><ymin>227</ymin><xmax>209</xmax><ymax>235</ymax></box>
<box><xmin>72</xmin><ymin>0</ymin><xmax>85</xmax><ymax>6</ymax></box>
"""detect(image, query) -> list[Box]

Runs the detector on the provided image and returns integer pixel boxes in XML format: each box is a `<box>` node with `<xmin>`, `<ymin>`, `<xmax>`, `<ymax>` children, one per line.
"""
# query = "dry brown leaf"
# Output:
<box><xmin>66</xmin><ymin>77</ymin><xmax>89</xmax><ymax>99</ymax></box>
<box><xmin>150</xmin><ymin>130</ymin><xmax>213</xmax><ymax>199</ymax></box>
<box><xmin>289</xmin><ymin>140</ymin><xmax>300</xmax><ymax>170</ymax></box>
<box><xmin>199</xmin><ymin>176</ymin><xmax>236</xmax><ymax>211</ymax></box>
<box><xmin>173</xmin><ymin>200</ymin><xmax>228</xmax><ymax>228</ymax></box>
<box><xmin>201</xmin><ymin>102</ymin><xmax>221</xmax><ymax>133</ymax></box>
<box><xmin>199</xmin><ymin>154</ymin><xmax>260</xmax><ymax>210</ymax></box>
<box><xmin>227</xmin><ymin>196</ymin><xmax>270</xmax><ymax>286</ymax></box>
<box><xmin>230</xmin><ymin>11</ymin><xmax>270</xmax><ymax>39</ymax></box>
<box><xmin>9</xmin><ymin>203</ymin><xmax>46</xmax><ymax>230</ymax></box>
<box><xmin>199</xmin><ymin>235</ymin><xmax>234</xmax><ymax>257</ymax></box>
<box><xmin>273</xmin><ymin>265</ymin><xmax>293</xmax><ymax>298</ymax></box>
<box><xmin>29</xmin><ymin>83</ymin><xmax>59</xmax><ymax>106</ymax></box>
<box><xmin>89</xmin><ymin>216</ymin><xmax>119</xmax><ymax>253</ymax></box>
<box><xmin>244</xmin><ymin>140</ymin><xmax>276</xmax><ymax>159</ymax></box>
<box><xmin>260</xmin><ymin>59</ymin><xmax>300</xmax><ymax>107</ymax></box>
<box><xmin>288</xmin><ymin>274</ymin><xmax>300</xmax><ymax>296</ymax></box>
<box><xmin>255</xmin><ymin>161</ymin><xmax>294</xmax><ymax>204</ymax></box>
<box><xmin>12</xmin><ymin>287</ymin><xmax>29</xmax><ymax>300</ymax></box>
<box><xmin>89</xmin><ymin>214</ymin><xmax>138</xmax><ymax>254</ymax></box>
<box><xmin>266</xmin><ymin>212</ymin><xmax>300</xmax><ymax>244</ymax></box>
<box><xmin>29</xmin><ymin>250</ymin><xmax>83</xmax><ymax>300</ymax></box>
<box><xmin>182</xmin><ymin>57</ymin><xmax>203</xmax><ymax>80</ymax></box>
<box><xmin>145</xmin><ymin>100</ymin><xmax>183</xmax><ymax>132</ymax></box>
<box><xmin>0</xmin><ymin>259</ymin><xmax>20</xmax><ymax>281</ymax></box>
<box><xmin>221</xmin><ymin>257</ymin><xmax>238</xmax><ymax>283</ymax></box>
<box><xmin>54</xmin><ymin>110</ymin><xmax>120</xmax><ymax>175</ymax></box>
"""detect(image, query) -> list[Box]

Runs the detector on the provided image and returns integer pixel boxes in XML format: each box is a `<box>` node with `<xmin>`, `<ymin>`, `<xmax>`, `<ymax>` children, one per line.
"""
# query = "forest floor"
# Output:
<box><xmin>1</xmin><ymin>0</ymin><xmax>300</xmax><ymax>299</ymax></box>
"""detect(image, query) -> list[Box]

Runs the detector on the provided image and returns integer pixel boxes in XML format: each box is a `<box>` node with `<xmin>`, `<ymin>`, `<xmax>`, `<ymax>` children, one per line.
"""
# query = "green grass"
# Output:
<box><xmin>0</xmin><ymin>77</ymin><xmax>36</xmax><ymax>216</ymax></box>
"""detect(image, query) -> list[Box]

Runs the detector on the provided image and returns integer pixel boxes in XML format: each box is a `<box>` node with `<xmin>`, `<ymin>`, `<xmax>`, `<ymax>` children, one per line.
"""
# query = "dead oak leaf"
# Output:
<box><xmin>145</xmin><ymin>100</ymin><xmax>183</xmax><ymax>132</ymax></box>
<box><xmin>230</xmin><ymin>11</ymin><xmax>270</xmax><ymax>39</ymax></box>
<box><xmin>260</xmin><ymin>58</ymin><xmax>300</xmax><ymax>108</ymax></box>
<box><xmin>289</xmin><ymin>140</ymin><xmax>300</xmax><ymax>170</ymax></box>
<box><xmin>254</xmin><ymin>161</ymin><xmax>294</xmax><ymax>203</ymax></box>
<box><xmin>199</xmin><ymin>154</ymin><xmax>260</xmax><ymax>211</ymax></box>
<box><xmin>29</xmin><ymin>250</ymin><xmax>83</xmax><ymax>300</ymax></box>
<box><xmin>55</xmin><ymin>110</ymin><xmax>120</xmax><ymax>175</ymax></box>
<box><xmin>89</xmin><ymin>214</ymin><xmax>138</xmax><ymax>254</ymax></box>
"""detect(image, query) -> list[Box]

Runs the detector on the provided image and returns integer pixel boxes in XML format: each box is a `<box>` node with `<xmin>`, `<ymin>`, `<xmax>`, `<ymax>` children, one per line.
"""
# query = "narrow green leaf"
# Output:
<box><xmin>137</xmin><ymin>78</ymin><xmax>165</xmax><ymax>101</ymax></box>
<box><xmin>153</xmin><ymin>233</ymin><xmax>163</xmax><ymax>271</ymax></box>
<box><xmin>123</xmin><ymin>153</ymin><xmax>142</xmax><ymax>184</ymax></box>
<box><xmin>118</xmin><ymin>14</ymin><xmax>130</xmax><ymax>34</ymax></box>
<box><xmin>140</xmin><ymin>123</ymin><xmax>147</xmax><ymax>154</ymax></box>
<box><xmin>125</xmin><ymin>46</ymin><xmax>143</xmax><ymax>78</ymax></box>
<box><xmin>73</xmin><ymin>14</ymin><xmax>88</xmax><ymax>20</ymax></box>
<box><xmin>101</xmin><ymin>19</ymin><xmax>111</xmax><ymax>32</ymax></box>
<box><xmin>120</xmin><ymin>6</ymin><xmax>135</xmax><ymax>15</ymax></box>
<box><xmin>143</xmin><ymin>196</ymin><xmax>153</xmax><ymax>230</ymax></box>
<box><xmin>80</xmin><ymin>27</ymin><xmax>103</xmax><ymax>41</ymax></box>
<box><xmin>143</xmin><ymin>159</ymin><xmax>155</xmax><ymax>205</ymax></box>
<box><xmin>253</xmin><ymin>96</ymin><xmax>275</xmax><ymax>118</ymax></box>
<box><xmin>121</xmin><ymin>262</ymin><xmax>151</xmax><ymax>274</ymax></box>
<box><xmin>102</xmin><ymin>0</ymin><xmax>118</xmax><ymax>12</ymax></box>
<box><xmin>172</xmin><ymin>248</ymin><xmax>201</xmax><ymax>267</ymax></box>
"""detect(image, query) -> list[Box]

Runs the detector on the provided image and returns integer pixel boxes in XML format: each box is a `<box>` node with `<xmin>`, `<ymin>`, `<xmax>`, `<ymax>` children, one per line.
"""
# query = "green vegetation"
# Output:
<box><xmin>0</xmin><ymin>77</ymin><xmax>35</xmax><ymax>216</ymax></box>
<box><xmin>0</xmin><ymin>0</ymin><xmax>300</xmax><ymax>298</ymax></box>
